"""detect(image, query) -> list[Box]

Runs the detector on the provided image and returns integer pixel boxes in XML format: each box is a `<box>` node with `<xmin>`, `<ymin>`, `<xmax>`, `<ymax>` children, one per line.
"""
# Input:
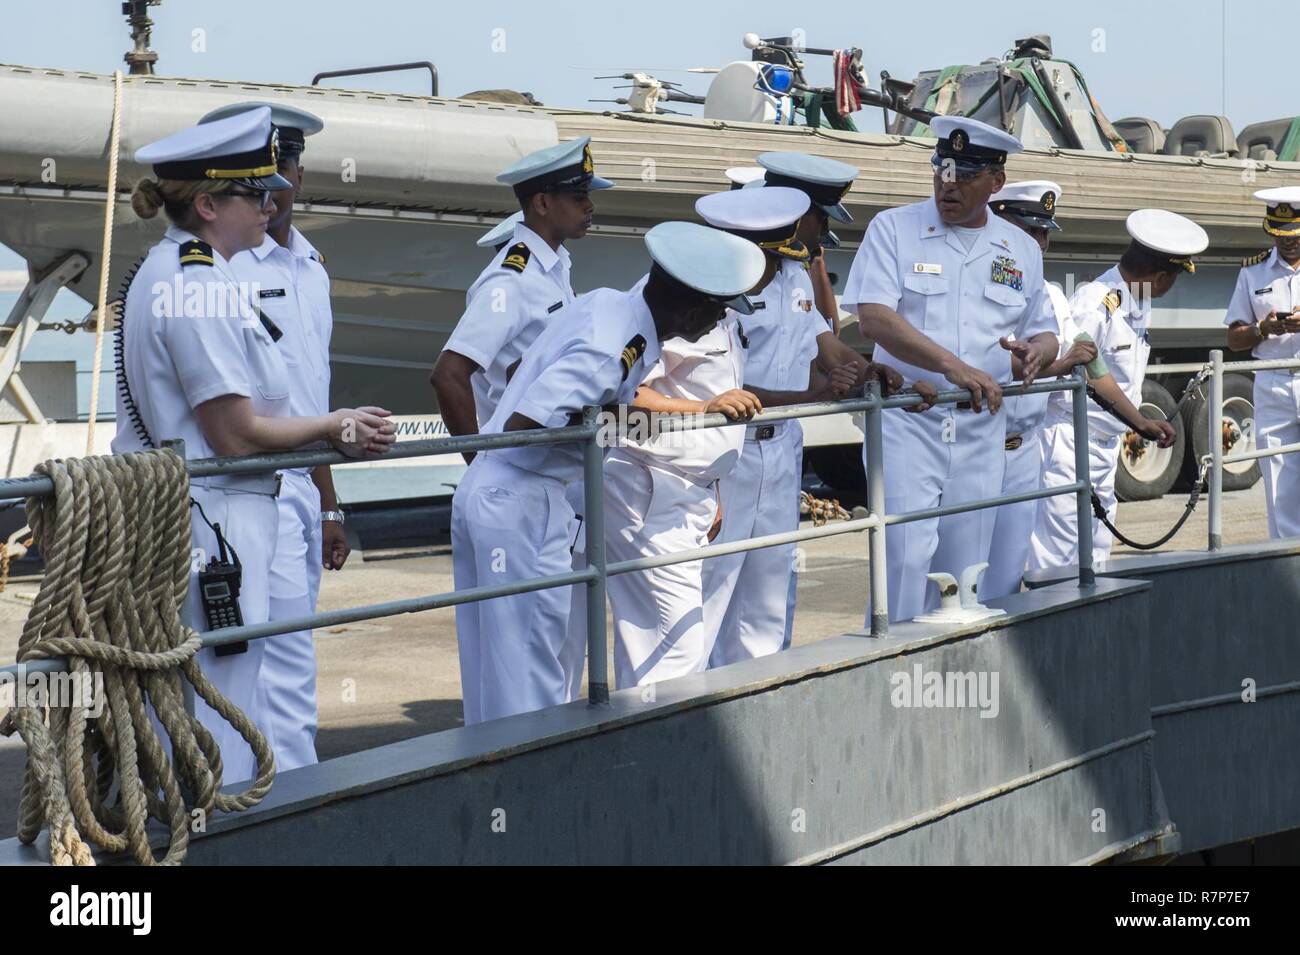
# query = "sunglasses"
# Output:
<box><xmin>222</xmin><ymin>187</ymin><xmax>272</xmax><ymax>209</ymax></box>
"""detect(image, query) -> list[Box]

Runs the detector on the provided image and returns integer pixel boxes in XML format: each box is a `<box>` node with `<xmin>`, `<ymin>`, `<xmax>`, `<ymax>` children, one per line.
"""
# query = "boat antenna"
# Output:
<box><xmin>122</xmin><ymin>0</ymin><xmax>161</xmax><ymax>75</ymax></box>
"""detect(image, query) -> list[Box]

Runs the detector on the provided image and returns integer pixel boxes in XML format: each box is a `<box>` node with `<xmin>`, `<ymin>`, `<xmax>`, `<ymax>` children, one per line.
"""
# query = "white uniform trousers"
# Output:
<box><xmin>1028</xmin><ymin>422</ymin><xmax>1120</xmax><ymax>570</ymax></box>
<box><xmin>604</xmin><ymin>452</ymin><xmax>718</xmax><ymax>688</ymax></box>
<box><xmin>703</xmin><ymin>422</ymin><xmax>800</xmax><ymax>667</ymax></box>
<box><xmin>866</xmin><ymin>408</ymin><xmax>1006</xmax><ymax>623</ymax></box>
<box><xmin>451</xmin><ymin>453</ymin><xmax>578</xmax><ymax>725</ymax></box>
<box><xmin>185</xmin><ymin>484</ymin><xmax>278</xmax><ymax>786</ymax></box>
<box><xmin>562</xmin><ymin>481</ymin><xmax>591</xmax><ymax>703</ymax></box>
<box><xmin>980</xmin><ymin>430</ymin><xmax>1043</xmax><ymax>601</ymax></box>
<box><xmin>784</xmin><ymin>423</ymin><xmax>804</xmax><ymax>641</ymax></box>
<box><xmin>260</xmin><ymin>469</ymin><xmax>322</xmax><ymax>771</ymax></box>
<box><xmin>1254</xmin><ymin>370</ymin><xmax>1300</xmax><ymax>539</ymax></box>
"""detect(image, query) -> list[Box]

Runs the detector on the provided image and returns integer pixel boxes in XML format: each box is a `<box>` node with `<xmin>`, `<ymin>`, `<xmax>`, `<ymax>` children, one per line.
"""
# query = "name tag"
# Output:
<box><xmin>258</xmin><ymin>288</ymin><xmax>287</xmax><ymax>299</ymax></box>
<box><xmin>1114</xmin><ymin>343</ymin><xmax>1131</xmax><ymax>352</ymax></box>
<box><xmin>547</xmin><ymin>301</ymin><xmax>564</xmax><ymax>313</ymax></box>
<box><xmin>913</xmin><ymin>263</ymin><xmax>943</xmax><ymax>275</ymax></box>
<box><xmin>750</xmin><ymin>301</ymin><xmax>767</xmax><ymax>311</ymax></box>
<box><xmin>1254</xmin><ymin>288</ymin><xmax>1273</xmax><ymax>295</ymax></box>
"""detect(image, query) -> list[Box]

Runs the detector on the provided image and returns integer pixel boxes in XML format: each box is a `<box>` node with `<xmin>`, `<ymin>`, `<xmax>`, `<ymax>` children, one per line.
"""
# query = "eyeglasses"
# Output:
<box><xmin>221</xmin><ymin>188</ymin><xmax>272</xmax><ymax>209</ymax></box>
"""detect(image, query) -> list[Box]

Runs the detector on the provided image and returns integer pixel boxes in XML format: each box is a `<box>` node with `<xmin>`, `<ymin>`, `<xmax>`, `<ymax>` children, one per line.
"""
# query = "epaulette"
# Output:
<box><xmin>309</xmin><ymin>249</ymin><xmax>326</xmax><ymax>266</ymax></box>
<box><xmin>1242</xmin><ymin>249</ymin><xmax>1270</xmax><ymax>267</ymax></box>
<box><xmin>501</xmin><ymin>242</ymin><xmax>531</xmax><ymax>274</ymax></box>
<box><xmin>178</xmin><ymin>239</ymin><xmax>214</xmax><ymax>268</ymax></box>
<box><xmin>1101</xmin><ymin>289</ymin><xmax>1122</xmax><ymax>316</ymax></box>
<box><xmin>619</xmin><ymin>334</ymin><xmax>647</xmax><ymax>381</ymax></box>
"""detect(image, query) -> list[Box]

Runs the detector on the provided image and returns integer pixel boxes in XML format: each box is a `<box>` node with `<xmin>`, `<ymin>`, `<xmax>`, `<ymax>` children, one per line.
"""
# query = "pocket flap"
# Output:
<box><xmin>903</xmin><ymin>274</ymin><xmax>948</xmax><ymax>296</ymax></box>
<box><xmin>983</xmin><ymin>283</ymin><xmax>1026</xmax><ymax>308</ymax></box>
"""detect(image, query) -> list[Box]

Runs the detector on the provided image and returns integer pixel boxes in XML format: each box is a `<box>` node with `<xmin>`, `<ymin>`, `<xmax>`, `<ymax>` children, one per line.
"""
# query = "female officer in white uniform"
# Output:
<box><xmin>114</xmin><ymin>107</ymin><xmax>395</xmax><ymax>784</ymax></box>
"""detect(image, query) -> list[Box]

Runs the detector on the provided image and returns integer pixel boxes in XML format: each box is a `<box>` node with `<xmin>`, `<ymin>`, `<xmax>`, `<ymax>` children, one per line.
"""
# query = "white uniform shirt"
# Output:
<box><xmin>1005</xmin><ymin>281</ymin><xmax>1075</xmax><ymax>437</ymax></box>
<box><xmin>623</xmin><ymin>314</ymin><xmax>747</xmax><ymax>483</ymax></box>
<box><xmin>229</xmin><ymin>226</ymin><xmax>332</xmax><ymax>420</ymax></box>
<box><xmin>1224</xmin><ymin>247</ymin><xmax>1300</xmax><ymax>359</ymax></box>
<box><xmin>482</xmin><ymin>286</ymin><xmax>662</xmax><ymax>485</ymax></box>
<box><xmin>1045</xmin><ymin>266</ymin><xmax>1150</xmax><ymax>439</ymax></box>
<box><xmin>443</xmin><ymin>222</ymin><xmax>574</xmax><ymax>426</ymax></box>
<box><xmin>739</xmin><ymin>258</ymin><xmax>825</xmax><ymax>392</ymax></box>
<box><xmin>112</xmin><ymin>225</ymin><xmax>291</xmax><ymax>457</ymax></box>
<box><xmin>840</xmin><ymin>198</ymin><xmax>1053</xmax><ymax>392</ymax></box>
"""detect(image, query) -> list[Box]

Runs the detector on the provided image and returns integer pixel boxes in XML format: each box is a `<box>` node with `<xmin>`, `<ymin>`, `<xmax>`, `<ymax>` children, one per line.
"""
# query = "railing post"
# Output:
<box><xmin>1072</xmin><ymin>368</ymin><xmax>1095</xmax><ymax>587</ymax></box>
<box><xmin>863</xmin><ymin>380</ymin><xmax>889</xmax><ymax>635</ymax></box>
<box><xmin>163</xmin><ymin>437</ymin><xmax>196</xmax><ymax>717</ymax></box>
<box><xmin>581</xmin><ymin>405</ymin><xmax>609</xmax><ymax>705</ymax></box>
<box><xmin>1208</xmin><ymin>349</ymin><xmax>1224</xmax><ymax>551</ymax></box>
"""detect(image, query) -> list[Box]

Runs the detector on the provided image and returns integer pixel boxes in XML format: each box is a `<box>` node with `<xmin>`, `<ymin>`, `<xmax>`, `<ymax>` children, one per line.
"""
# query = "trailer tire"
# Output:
<box><xmin>1116</xmin><ymin>379</ymin><xmax>1184</xmax><ymax>502</ymax></box>
<box><xmin>1186</xmin><ymin>372</ymin><xmax>1259</xmax><ymax>492</ymax></box>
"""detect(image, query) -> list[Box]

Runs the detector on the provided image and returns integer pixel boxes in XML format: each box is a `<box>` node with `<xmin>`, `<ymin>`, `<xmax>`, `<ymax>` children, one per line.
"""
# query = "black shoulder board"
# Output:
<box><xmin>178</xmin><ymin>239</ymin><xmax>214</xmax><ymax>268</ymax></box>
<box><xmin>737</xmin><ymin>321</ymin><xmax>750</xmax><ymax>349</ymax></box>
<box><xmin>547</xmin><ymin>301</ymin><xmax>564</xmax><ymax>314</ymax></box>
<box><xmin>1101</xmin><ymin>289</ymin><xmax>1122</xmax><ymax>316</ymax></box>
<box><xmin>619</xmin><ymin>333</ymin><xmax>647</xmax><ymax>381</ymax></box>
<box><xmin>258</xmin><ymin>310</ymin><xmax>283</xmax><ymax>342</ymax></box>
<box><xmin>1243</xmin><ymin>249</ymin><xmax>1270</xmax><ymax>266</ymax></box>
<box><xmin>501</xmin><ymin>242</ymin><xmax>531</xmax><ymax>274</ymax></box>
<box><xmin>310</xmin><ymin>249</ymin><xmax>326</xmax><ymax>266</ymax></box>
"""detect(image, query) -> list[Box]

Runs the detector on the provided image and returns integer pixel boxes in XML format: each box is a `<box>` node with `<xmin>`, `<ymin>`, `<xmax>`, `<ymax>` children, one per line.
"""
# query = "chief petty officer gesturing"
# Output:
<box><xmin>840</xmin><ymin>116</ymin><xmax>1059</xmax><ymax>623</ymax></box>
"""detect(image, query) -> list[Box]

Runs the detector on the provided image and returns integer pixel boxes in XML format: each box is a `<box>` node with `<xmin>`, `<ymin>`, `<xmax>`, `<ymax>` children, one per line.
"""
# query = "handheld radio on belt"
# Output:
<box><xmin>193</xmin><ymin>506</ymin><xmax>248</xmax><ymax>655</ymax></box>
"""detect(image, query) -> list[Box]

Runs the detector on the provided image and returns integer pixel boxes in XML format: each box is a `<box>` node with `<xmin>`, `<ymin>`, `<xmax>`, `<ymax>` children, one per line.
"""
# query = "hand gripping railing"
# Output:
<box><xmin>0</xmin><ymin>370</ymin><xmax>1094</xmax><ymax>699</ymax></box>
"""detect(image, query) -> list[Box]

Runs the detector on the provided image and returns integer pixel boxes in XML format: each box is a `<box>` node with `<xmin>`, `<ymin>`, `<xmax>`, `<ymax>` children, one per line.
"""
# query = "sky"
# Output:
<box><xmin>0</xmin><ymin>0</ymin><xmax>1290</xmax><ymax>274</ymax></box>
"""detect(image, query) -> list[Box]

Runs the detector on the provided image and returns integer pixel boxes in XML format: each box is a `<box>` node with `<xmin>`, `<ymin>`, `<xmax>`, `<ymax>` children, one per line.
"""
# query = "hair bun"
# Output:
<box><xmin>131</xmin><ymin>179</ymin><xmax>165</xmax><ymax>219</ymax></box>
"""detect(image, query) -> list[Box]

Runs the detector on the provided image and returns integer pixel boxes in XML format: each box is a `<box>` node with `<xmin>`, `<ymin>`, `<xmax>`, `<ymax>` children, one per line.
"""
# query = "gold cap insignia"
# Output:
<box><xmin>582</xmin><ymin>145</ymin><xmax>594</xmax><ymax>175</ymax></box>
<box><xmin>1042</xmin><ymin>191</ymin><xmax>1056</xmax><ymax>212</ymax></box>
<box><xmin>951</xmin><ymin>129</ymin><xmax>967</xmax><ymax>152</ymax></box>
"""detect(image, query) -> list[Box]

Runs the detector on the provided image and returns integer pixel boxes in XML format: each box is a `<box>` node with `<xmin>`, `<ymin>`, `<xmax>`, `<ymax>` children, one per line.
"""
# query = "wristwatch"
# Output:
<box><xmin>321</xmin><ymin>509</ymin><xmax>346</xmax><ymax>525</ymax></box>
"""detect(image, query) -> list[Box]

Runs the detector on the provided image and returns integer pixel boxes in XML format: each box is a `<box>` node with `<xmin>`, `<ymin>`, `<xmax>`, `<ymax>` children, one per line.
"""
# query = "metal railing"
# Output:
<box><xmin>0</xmin><ymin>372</ymin><xmax>1095</xmax><ymax>703</ymax></box>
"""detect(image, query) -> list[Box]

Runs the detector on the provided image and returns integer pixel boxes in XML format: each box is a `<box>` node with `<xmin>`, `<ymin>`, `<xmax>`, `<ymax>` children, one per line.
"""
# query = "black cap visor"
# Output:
<box><xmin>234</xmin><ymin>172</ymin><xmax>294</xmax><ymax>192</ymax></box>
<box><xmin>721</xmin><ymin>292</ymin><xmax>756</xmax><ymax>315</ymax></box>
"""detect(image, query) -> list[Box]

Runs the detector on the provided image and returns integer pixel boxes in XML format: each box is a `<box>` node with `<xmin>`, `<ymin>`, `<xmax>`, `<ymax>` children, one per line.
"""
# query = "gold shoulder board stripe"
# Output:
<box><xmin>1243</xmin><ymin>249</ymin><xmax>1270</xmax><ymax>266</ymax></box>
<box><xmin>501</xmin><ymin>242</ymin><xmax>531</xmax><ymax>274</ymax></box>
<box><xmin>1102</xmin><ymin>290</ymin><xmax>1121</xmax><ymax>315</ymax></box>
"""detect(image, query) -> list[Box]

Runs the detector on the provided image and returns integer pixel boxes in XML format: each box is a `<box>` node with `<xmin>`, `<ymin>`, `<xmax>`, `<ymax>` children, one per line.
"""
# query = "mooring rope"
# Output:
<box><xmin>85</xmin><ymin>69</ymin><xmax>124</xmax><ymax>456</ymax></box>
<box><xmin>0</xmin><ymin>449</ymin><xmax>274</xmax><ymax>865</ymax></box>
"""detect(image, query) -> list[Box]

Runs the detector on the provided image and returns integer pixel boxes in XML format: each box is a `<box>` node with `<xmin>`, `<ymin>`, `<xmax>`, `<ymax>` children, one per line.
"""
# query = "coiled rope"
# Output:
<box><xmin>0</xmin><ymin>449</ymin><xmax>274</xmax><ymax>865</ymax></box>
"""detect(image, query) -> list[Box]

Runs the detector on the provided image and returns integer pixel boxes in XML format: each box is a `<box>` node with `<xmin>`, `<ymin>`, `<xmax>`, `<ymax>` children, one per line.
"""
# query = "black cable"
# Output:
<box><xmin>189</xmin><ymin>497</ymin><xmax>241</xmax><ymax>566</ymax></box>
<box><xmin>113</xmin><ymin>255</ymin><xmax>154</xmax><ymax>450</ymax></box>
<box><xmin>1092</xmin><ymin>483</ymin><xmax>1203</xmax><ymax>551</ymax></box>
